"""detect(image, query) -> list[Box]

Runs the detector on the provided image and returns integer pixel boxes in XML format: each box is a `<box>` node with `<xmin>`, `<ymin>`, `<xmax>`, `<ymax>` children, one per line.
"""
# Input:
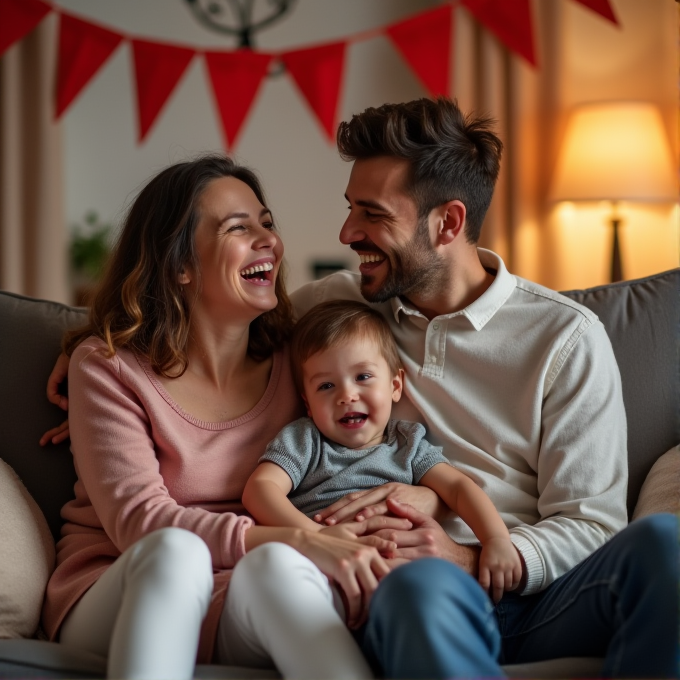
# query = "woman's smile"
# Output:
<box><xmin>239</xmin><ymin>259</ymin><xmax>275</xmax><ymax>286</ymax></box>
<box><xmin>191</xmin><ymin>176</ymin><xmax>284</xmax><ymax>317</ymax></box>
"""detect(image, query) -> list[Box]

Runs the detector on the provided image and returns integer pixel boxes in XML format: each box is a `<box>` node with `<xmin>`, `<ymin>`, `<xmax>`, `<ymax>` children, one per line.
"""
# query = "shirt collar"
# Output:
<box><xmin>389</xmin><ymin>248</ymin><xmax>516</xmax><ymax>330</ymax></box>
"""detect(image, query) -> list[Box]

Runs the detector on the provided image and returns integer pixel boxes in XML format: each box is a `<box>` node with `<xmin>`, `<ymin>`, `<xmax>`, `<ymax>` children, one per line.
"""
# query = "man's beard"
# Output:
<box><xmin>358</xmin><ymin>218</ymin><xmax>449</xmax><ymax>304</ymax></box>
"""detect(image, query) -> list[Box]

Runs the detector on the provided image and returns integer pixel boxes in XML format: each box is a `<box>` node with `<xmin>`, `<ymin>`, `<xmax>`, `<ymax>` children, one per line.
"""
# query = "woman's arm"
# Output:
<box><xmin>419</xmin><ymin>463</ymin><xmax>522</xmax><ymax>602</ymax></box>
<box><xmin>67</xmin><ymin>342</ymin><xmax>254</xmax><ymax>569</ymax></box>
<box><xmin>242</xmin><ymin>462</ymin><xmax>321</xmax><ymax>533</ymax></box>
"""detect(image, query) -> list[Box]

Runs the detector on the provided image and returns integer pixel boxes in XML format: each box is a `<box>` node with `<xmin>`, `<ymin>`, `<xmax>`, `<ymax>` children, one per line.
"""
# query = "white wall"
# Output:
<box><xmin>56</xmin><ymin>0</ymin><xmax>441</xmax><ymax>293</ymax></box>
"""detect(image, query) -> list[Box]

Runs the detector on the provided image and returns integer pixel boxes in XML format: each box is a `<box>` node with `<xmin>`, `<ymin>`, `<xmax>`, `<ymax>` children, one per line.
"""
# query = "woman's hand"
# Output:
<box><xmin>246</xmin><ymin>515</ymin><xmax>412</xmax><ymax>629</ymax></box>
<box><xmin>295</xmin><ymin>528</ymin><xmax>391</xmax><ymax>629</ymax></box>
<box><xmin>313</xmin><ymin>482</ymin><xmax>447</xmax><ymax>526</ymax></box>
<box><xmin>318</xmin><ymin>515</ymin><xmax>412</xmax><ymax>556</ymax></box>
<box><xmin>39</xmin><ymin>352</ymin><xmax>72</xmax><ymax>446</ymax></box>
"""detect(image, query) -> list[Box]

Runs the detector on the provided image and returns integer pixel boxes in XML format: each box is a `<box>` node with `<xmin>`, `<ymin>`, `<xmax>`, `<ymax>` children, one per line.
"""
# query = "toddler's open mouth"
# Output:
<box><xmin>339</xmin><ymin>412</ymin><xmax>368</xmax><ymax>426</ymax></box>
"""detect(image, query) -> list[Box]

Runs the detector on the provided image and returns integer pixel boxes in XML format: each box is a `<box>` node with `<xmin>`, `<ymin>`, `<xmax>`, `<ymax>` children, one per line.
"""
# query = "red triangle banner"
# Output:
<box><xmin>204</xmin><ymin>49</ymin><xmax>273</xmax><ymax>149</ymax></box>
<box><xmin>462</xmin><ymin>0</ymin><xmax>536</xmax><ymax>67</ymax></box>
<box><xmin>571</xmin><ymin>0</ymin><xmax>619</xmax><ymax>25</ymax></box>
<box><xmin>132</xmin><ymin>39</ymin><xmax>195</xmax><ymax>142</ymax></box>
<box><xmin>0</xmin><ymin>0</ymin><xmax>51</xmax><ymax>55</ymax></box>
<box><xmin>386</xmin><ymin>5</ymin><xmax>453</xmax><ymax>97</ymax></box>
<box><xmin>281</xmin><ymin>41</ymin><xmax>346</xmax><ymax>142</ymax></box>
<box><xmin>56</xmin><ymin>13</ymin><xmax>124</xmax><ymax>118</ymax></box>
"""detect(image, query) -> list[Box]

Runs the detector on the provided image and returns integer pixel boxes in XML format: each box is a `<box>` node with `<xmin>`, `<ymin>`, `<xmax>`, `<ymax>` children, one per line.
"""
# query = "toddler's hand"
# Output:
<box><xmin>478</xmin><ymin>537</ymin><xmax>522</xmax><ymax>604</ymax></box>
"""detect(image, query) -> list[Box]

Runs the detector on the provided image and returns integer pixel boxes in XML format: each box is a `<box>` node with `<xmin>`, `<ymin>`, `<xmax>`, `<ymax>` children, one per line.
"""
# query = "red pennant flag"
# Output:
<box><xmin>132</xmin><ymin>40</ymin><xmax>195</xmax><ymax>142</ymax></box>
<box><xmin>571</xmin><ymin>0</ymin><xmax>619</xmax><ymax>25</ymax></box>
<box><xmin>386</xmin><ymin>5</ymin><xmax>453</xmax><ymax>97</ymax></box>
<box><xmin>462</xmin><ymin>0</ymin><xmax>536</xmax><ymax>66</ymax></box>
<box><xmin>0</xmin><ymin>0</ymin><xmax>51</xmax><ymax>55</ymax></box>
<box><xmin>281</xmin><ymin>42</ymin><xmax>346</xmax><ymax>142</ymax></box>
<box><xmin>204</xmin><ymin>50</ymin><xmax>272</xmax><ymax>149</ymax></box>
<box><xmin>56</xmin><ymin>13</ymin><xmax>123</xmax><ymax>118</ymax></box>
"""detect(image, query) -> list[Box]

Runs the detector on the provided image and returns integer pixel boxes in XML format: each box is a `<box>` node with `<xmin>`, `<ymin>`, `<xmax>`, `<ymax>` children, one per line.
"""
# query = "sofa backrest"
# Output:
<box><xmin>0</xmin><ymin>292</ymin><xmax>87</xmax><ymax>542</ymax></box>
<box><xmin>0</xmin><ymin>268</ymin><xmax>678</xmax><ymax>541</ymax></box>
<box><xmin>561</xmin><ymin>268</ymin><xmax>680</xmax><ymax>516</ymax></box>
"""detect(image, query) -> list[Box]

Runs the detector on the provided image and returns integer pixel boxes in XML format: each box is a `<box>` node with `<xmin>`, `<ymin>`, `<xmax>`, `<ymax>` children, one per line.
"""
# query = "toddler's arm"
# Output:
<box><xmin>419</xmin><ymin>463</ymin><xmax>522</xmax><ymax>603</ymax></box>
<box><xmin>243</xmin><ymin>462</ymin><xmax>322</xmax><ymax>533</ymax></box>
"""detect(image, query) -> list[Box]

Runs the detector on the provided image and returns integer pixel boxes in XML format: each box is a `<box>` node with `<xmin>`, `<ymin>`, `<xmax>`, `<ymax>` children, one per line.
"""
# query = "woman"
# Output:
<box><xmin>41</xmin><ymin>156</ymin><xmax>409</xmax><ymax>680</ymax></box>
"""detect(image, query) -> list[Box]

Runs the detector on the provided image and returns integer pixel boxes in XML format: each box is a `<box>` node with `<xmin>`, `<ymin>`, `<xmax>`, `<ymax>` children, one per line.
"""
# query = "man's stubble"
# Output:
<box><xmin>360</xmin><ymin>217</ymin><xmax>450</xmax><ymax>305</ymax></box>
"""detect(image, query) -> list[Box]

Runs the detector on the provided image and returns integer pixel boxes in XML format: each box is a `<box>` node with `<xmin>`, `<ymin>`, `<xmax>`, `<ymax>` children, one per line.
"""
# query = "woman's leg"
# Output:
<box><xmin>214</xmin><ymin>542</ymin><xmax>373</xmax><ymax>679</ymax></box>
<box><xmin>60</xmin><ymin>527</ymin><xmax>213</xmax><ymax>680</ymax></box>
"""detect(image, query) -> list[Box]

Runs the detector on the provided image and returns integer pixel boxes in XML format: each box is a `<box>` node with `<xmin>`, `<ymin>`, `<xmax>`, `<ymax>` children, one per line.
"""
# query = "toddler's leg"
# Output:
<box><xmin>60</xmin><ymin>527</ymin><xmax>213</xmax><ymax>680</ymax></box>
<box><xmin>215</xmin><ymin>542</ymin><xmax>373</xmax><ymax>679</ymax></box>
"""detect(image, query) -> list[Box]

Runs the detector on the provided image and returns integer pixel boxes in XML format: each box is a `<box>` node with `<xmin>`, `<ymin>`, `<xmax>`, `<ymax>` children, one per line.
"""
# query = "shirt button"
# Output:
<box><xmin>433</xmin><ymin>324</ymin><xmax>439</xmax><ymax>330</ymax></box>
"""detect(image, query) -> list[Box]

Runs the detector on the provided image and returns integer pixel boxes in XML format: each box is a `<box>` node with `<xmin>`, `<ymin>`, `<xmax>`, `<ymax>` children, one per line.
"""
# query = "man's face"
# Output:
<box><xmin>339</xmin><ymin>156</ymin><xmax>447</xmax><ymax>304</ymax></box>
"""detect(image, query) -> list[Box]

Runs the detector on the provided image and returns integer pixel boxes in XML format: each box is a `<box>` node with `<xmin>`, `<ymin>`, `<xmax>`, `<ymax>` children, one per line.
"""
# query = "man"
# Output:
<box><xmin>290</xmin><ymin>97</ymin><xmax>677</xmax><ymax>678</ymax></box>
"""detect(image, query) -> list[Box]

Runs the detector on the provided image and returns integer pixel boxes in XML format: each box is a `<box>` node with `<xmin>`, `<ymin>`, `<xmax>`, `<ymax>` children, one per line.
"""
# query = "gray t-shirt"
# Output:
<box><xmin>260</xmin><ymin>417</ymin><xmax>450</xmax><ymax>517</ymax></box>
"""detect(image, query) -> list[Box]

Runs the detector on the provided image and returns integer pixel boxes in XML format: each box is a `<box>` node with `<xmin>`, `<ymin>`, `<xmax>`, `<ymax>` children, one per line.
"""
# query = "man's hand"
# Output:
<box><xmin>39</xmin><ymin>352</ymin><xmax>71</xmax><ymax>446</ymax></box>
<box><xmin>314</xmin><ymin>482</ymin><xmax>448</xmax><ymax>526</ymax></box>
<box><xmin>371</xmin><ymin>498</ymin><xmax>481</xmax><ymax>576</ymax></box>
<box><xmin>319</xmin><ymin>515</ymin><xmax>412</xmax><ymax>557</ymax></box>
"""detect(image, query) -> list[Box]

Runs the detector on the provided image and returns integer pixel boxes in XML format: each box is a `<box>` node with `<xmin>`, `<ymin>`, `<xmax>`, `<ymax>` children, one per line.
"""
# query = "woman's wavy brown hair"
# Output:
<box><xmin>64</xmin><ymin>155</ymin><xmax>294</xmax><ymax>376</ymax></box>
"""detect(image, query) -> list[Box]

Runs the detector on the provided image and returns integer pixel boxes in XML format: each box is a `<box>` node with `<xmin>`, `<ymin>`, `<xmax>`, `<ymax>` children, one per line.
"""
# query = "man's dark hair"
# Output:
<box><xmin>336</xmin><ymin>97</ymin><xmax>503</xmax><ymax>243</ymax></box>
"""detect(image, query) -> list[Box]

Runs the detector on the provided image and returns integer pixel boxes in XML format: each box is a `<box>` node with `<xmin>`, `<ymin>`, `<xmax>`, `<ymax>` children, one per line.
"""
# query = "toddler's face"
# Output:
<box><xmin>301</xmin><ymin>336</ymin><xmax>403</xmax><ymax>449</ymax></box>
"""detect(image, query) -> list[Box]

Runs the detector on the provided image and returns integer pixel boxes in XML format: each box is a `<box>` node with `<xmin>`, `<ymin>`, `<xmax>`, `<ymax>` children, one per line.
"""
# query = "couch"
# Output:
<box><xmin>1</xmin><ymin>267</ymin><xmax>678</xmax><ymax>679</ymax></box>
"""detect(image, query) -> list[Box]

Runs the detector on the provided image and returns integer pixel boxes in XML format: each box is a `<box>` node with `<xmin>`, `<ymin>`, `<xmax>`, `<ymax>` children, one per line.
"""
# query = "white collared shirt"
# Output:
<box><xmin>290</xmin><ymin>249</ymin><xmax>628</xmax><ymax>594</ymax></box>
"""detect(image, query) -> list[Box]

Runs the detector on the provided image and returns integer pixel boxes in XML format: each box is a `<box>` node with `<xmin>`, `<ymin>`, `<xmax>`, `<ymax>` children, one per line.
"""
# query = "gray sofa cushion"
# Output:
<box><xmin>561</xmin><ymin>268</ymin><xmax>680</xmax><ymax>516</ymax></box>
<box><xmin>0</xmin><ymin>292</ymin><xmax>87</xmax><ymax>542</ymax></box>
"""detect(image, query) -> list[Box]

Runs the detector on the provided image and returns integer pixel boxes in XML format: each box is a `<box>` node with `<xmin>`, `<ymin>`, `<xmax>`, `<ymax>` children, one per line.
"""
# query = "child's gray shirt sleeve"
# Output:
<box><xmin>259</xmin><ymin>417</ymin><xmax>319</xmax><ymax>489</ymax></box>
<box><xmin>394</xmin><ymin>421</ymin><xmax>451</xmax><ymax>483</ymax></box>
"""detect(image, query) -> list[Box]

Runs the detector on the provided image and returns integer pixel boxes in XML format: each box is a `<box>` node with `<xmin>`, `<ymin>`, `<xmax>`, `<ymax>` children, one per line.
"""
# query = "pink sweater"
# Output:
<box><xmin>42</xmin><ymin>337</ymin><xmax>303</xmax><ymax>662</ymax></box>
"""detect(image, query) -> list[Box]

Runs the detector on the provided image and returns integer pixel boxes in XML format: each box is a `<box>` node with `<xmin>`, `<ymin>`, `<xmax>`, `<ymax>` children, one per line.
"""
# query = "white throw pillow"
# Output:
<box><xmin>0</xmin><ymin>459</ymin><xmax>56</xmax><ymax>638</ymax></box>
<box><xmin>632</xmin><ymin>445</ymin><xmax>680</xmax><ymax>521</ymax></box>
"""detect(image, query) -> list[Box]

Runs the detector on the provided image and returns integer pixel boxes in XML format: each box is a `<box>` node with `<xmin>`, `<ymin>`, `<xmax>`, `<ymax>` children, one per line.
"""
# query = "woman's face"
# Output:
<box><xmin>187</xmin><ymin>176</ymin><xmax>284</xmax><ymax>322</ymax></box>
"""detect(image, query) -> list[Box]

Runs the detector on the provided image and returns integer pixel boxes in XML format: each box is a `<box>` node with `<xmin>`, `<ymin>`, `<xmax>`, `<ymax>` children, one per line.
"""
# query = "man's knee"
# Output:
<box><xmin>371</xmin><ymin>558</ymin><xmax>493</xmax><ymax>622</ymax></box>
<box><xmin>364</xmin><ymin>559</ymin><xmax>501</xmax><ymax>676</ymax></box>
<box><xmin>624</xmin><ymin>513</ymin><xmax>678</xmax><ymax>581</ymax></box>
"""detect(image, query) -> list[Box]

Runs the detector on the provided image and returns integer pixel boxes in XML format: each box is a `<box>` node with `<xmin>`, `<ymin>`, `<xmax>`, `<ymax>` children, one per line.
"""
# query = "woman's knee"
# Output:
<box><xmin>230</xmin><ymin>542</ymin><xmax>332</xmax><ymax>612</ymax></box>
<box><xmin>127</xmin><ymin>528</ymin><xmax>213</xmax><ymax>594</ymax></box>
<box><xmin>233</xmin><ymin>543</ymin><xmax>318</xmax><ymax>589</ymax></box>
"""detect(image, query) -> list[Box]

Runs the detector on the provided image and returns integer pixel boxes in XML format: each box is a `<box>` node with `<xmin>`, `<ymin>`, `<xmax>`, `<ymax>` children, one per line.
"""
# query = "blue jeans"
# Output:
<box><xmin>359</xmin><ymin>513</ymin><xmax>679</xmax><ymax>678</ymax></box>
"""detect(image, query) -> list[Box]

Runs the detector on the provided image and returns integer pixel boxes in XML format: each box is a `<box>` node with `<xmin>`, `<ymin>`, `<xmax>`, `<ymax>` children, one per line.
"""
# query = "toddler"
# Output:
<box><xmin>243</xmin><ymin>300</ymin><xmax>521</xmax><ymax>605</ymax></box>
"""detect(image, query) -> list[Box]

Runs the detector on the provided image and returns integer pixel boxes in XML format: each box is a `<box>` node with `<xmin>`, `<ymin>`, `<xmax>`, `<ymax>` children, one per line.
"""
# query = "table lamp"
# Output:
<box><xmin>548</xmin><ymin>102</ymin><xmax>678</xmax><ymax>282</ymax></box>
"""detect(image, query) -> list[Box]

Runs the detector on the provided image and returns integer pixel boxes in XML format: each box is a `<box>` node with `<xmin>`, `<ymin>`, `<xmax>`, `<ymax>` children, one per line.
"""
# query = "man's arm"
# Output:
<box><xmin>508</xmin><ymin>320</ymin><xmax>628</xmax><ymax>594</ymax></box>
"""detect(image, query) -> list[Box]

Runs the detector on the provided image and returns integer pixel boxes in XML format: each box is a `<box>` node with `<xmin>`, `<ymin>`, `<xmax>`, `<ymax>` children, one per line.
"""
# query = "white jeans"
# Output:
<box><xmin>60</xmin><ymin>530</ymin><xmax>372</xmax><ymax>680</ymax></box>
<box><xmin>215</xmin><ymin>542</ymin><xmax>372</xmax><ymax>679</ymax></box>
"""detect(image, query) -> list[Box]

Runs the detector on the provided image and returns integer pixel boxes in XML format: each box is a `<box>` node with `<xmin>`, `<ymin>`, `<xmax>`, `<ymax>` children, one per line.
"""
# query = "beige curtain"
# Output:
<box><xmin>452</xmin><ymin>2</ymin><xmax>566</xmax><ymax>288</ymax></box>
<box><xmin>0</xmin><ymin>13</ymin><xmax>68</xmax><ymax>303</ymax></box>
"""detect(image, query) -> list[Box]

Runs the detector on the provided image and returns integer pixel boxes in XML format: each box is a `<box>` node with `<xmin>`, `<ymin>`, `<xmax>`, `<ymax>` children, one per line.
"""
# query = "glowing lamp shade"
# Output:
<box><xmin>549</xmin><ymin>102</ymin><xmax>677</xmax><ymax>202</ymax></box>
<box><xmin>549</xmin><ymin>102</ymin><xmax>677</xmax><ymax>281</ymax></box>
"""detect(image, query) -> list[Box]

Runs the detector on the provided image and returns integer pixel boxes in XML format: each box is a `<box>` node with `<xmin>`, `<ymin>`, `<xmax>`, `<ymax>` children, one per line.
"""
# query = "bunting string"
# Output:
<box><xmin>0</xmin><ymin>0</ymin><xmax>619</xmax><ymax>149</ymax></box>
